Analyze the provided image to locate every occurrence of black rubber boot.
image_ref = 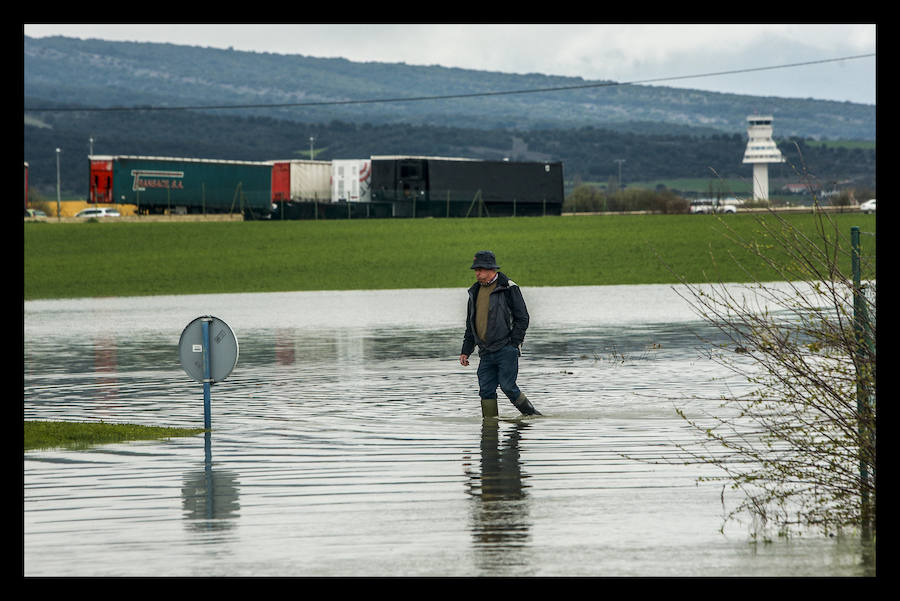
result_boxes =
[513,394,542,416]
[481,397,499,418]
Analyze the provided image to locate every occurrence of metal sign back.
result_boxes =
[178,316,239,383]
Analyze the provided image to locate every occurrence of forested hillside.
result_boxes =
[24,35,874,139]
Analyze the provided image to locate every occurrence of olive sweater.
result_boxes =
[474,279,498,341]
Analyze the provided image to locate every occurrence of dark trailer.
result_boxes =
[370,156,563,218]
[89,155,274,218]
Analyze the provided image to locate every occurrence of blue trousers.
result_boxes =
[477,345,522,402]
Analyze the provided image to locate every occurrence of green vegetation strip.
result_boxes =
[24,213,875,300]
[24,421,206,451]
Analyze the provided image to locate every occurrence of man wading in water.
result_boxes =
[460,250,542,418]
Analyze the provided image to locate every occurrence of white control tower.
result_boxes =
[742,115,785,201]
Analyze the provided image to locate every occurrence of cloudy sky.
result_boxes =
[23,24,877,105]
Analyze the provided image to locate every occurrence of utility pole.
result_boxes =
[55,148,61,221]
[614,159,625,190]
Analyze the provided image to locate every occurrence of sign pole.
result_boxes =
[202,317,212,431]
[179,315,238,434]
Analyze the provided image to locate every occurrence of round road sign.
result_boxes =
[178,316,239,383]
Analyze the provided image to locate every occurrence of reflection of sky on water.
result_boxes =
[24,285,873,576]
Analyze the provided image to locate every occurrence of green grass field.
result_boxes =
[24,420,205,451]
[24,213,876,300]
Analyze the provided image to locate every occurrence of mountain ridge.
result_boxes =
[24,35,874,140]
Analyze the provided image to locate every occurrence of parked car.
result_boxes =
[690,200,737,214]
[860,199,876,214]
[25,208,47,218]
[75,207,121,218]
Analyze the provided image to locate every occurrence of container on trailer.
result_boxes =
[370,155,563,216]
[332,159,372,203]
[286,160,331,202]
[89,158,114,204]
[271,162,291,202]
[88,155,272,215]
[370,156,442,203]
[436,159,563,205]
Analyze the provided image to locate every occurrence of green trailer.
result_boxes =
[89,155,273,217]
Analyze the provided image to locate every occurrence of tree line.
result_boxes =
[24,105,876,200]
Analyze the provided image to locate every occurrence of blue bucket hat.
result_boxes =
[470,250,500,270]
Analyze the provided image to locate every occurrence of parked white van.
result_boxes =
[689,199,737,214]
[75,207,121,218]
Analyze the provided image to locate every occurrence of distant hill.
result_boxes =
[23,35,876,198]
[24,35,874,139]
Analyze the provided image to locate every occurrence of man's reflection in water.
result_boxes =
[464,420,533,573]
[181,433,240,539]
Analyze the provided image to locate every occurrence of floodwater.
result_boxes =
[24,285,875,577]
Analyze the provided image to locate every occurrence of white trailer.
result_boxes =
[332,159,372,203]
[271,160,331,203]
[290,160,331,202]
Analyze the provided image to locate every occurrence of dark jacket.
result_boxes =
[461,272,530,356]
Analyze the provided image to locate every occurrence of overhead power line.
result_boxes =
[24,53,875,113]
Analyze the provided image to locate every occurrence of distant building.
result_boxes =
[742,115,785,201]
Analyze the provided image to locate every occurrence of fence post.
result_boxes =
[851,226,874,533]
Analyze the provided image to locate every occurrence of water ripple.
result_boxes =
[24,287,872,576]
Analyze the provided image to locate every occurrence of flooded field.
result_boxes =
[23,285,875,576]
